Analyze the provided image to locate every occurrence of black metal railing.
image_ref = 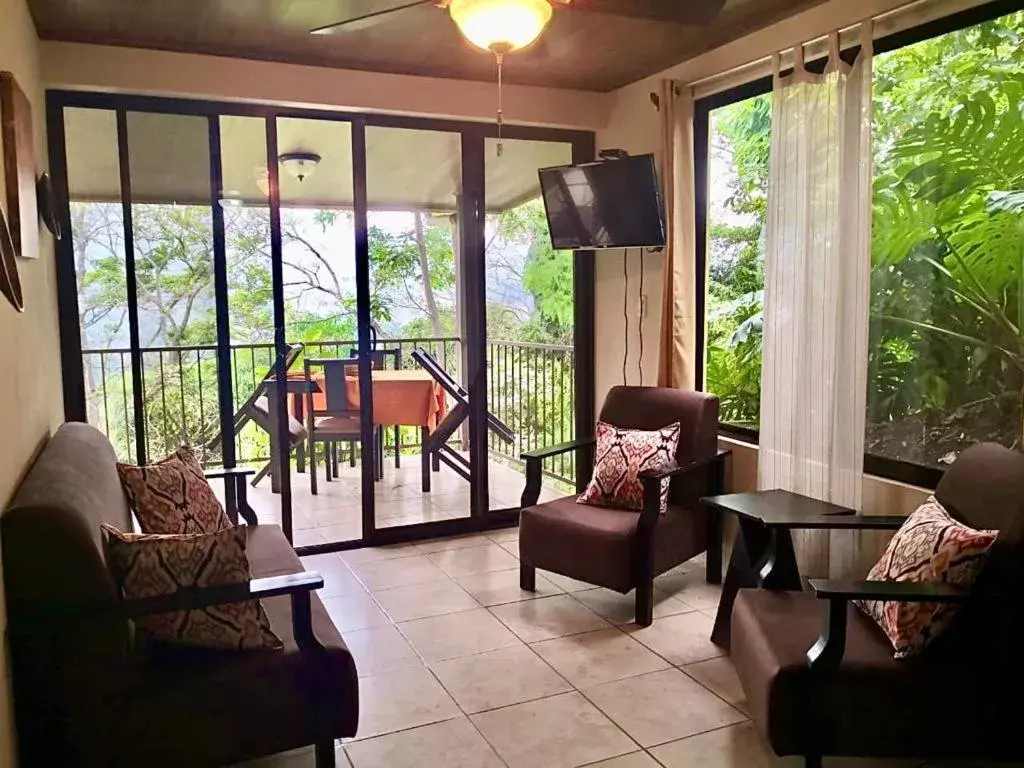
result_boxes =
[81,336,575,485]
[487,340,575,486]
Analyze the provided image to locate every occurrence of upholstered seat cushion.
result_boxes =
[78,524,359,767]
[730,588,1005,760]
[315,415,363,434]
[520,497,707,593]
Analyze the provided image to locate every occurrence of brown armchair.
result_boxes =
[518,386,729,626]
[729,442,1024,767]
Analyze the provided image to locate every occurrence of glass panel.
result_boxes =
[65,107,136,461]
[366,125,463,527]
[125,112,220,463]
[703,93,771,430]
[276,117,360,545]
[485,138,574,511]
[218,115,283,526]
[867,10,1024,468]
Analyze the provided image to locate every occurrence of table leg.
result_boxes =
[710,518,771,649]
[758,528,802,590]
[705,505,723,585]
[421,426,432,493]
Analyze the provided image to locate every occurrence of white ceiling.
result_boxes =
[64,108,573,212]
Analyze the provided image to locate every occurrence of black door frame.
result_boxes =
[46,89,596,554]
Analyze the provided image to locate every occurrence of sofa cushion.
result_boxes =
[103,524,282,651]
[117,447,231,534]
[730,588,1003,760]
[855,497,996,658]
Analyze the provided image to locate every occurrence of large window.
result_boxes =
[867,8,1024,474]
[698,5,1024,482]
[701,89,771,432]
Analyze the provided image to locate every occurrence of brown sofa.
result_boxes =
[519,386,728,626]
[2,423,357,767]
[730,442,1024,767]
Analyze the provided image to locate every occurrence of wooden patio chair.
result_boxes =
[305,357,381,494]
[349,346,402,471]
[204,342,306,487]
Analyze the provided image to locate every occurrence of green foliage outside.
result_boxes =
[75,191,576,483]
[706,10,1024,466]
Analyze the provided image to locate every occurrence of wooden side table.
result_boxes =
[702,490,906,649]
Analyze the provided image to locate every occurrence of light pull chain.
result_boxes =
[495,51,504,158]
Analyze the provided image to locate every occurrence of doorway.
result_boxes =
[50,92,594,554]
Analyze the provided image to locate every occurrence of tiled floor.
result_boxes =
[233,530,924,768]
[236,454,560,547]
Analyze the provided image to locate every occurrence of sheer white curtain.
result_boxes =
[758,27,873,574]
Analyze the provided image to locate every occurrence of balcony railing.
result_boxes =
[80,336,576,486]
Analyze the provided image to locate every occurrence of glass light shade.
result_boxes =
[449,0,552,52]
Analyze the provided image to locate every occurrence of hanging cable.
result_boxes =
[495,52,505,158]
[622,248,629,385]
[638,249,645,385]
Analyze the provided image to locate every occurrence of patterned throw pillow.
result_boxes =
[577,421,681,514]
[855,496,997,658]
[117,447,231,535]
[102,524,282,651]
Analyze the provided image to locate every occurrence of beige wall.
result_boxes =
[41,42,610,131]
[0,1,65,764]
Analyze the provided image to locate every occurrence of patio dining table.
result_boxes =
[275,369,447,489]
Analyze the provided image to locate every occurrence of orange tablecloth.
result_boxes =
[286,370,447,431]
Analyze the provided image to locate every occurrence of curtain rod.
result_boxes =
[670,0,986,99]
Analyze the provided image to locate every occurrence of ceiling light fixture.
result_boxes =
[278,152,322,182]
[448,0,553,157]
[448,0,552,52]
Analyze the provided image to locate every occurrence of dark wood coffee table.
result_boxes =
[702,489,906,649]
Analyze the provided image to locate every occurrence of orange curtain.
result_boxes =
[656,79,698,390]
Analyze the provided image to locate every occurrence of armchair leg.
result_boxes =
[520,562,536,592]
[804,757,822,768]
[315,740,336,768]
[635,580,654,627]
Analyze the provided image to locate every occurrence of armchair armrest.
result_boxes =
[119,571,324,619]
[204,466,257,480]
[805,578,986,671]
[204,466,259,526]
[521,438,596,463]
[521,438,597,508]
[638,449,732,485]
[10,571,323,622]
[809,578,973,604]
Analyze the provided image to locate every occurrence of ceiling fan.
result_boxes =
[310,0,729,51]
[311,0,727,156]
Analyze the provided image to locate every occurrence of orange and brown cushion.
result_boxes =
[855,496,997,658]
[577,421,681,514]
[102,524,282,651]
[117,447,231,535]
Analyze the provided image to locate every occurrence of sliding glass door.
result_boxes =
[483,137,576,514]
[52,92,594,553]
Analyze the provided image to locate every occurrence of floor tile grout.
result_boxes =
[313,541,751,767]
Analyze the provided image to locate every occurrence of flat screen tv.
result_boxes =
[538,154,666,250]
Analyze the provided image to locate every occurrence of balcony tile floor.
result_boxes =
[232,529,928,768]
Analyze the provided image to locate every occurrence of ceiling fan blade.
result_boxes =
[310,0,436,34]
[566,0,728,25]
